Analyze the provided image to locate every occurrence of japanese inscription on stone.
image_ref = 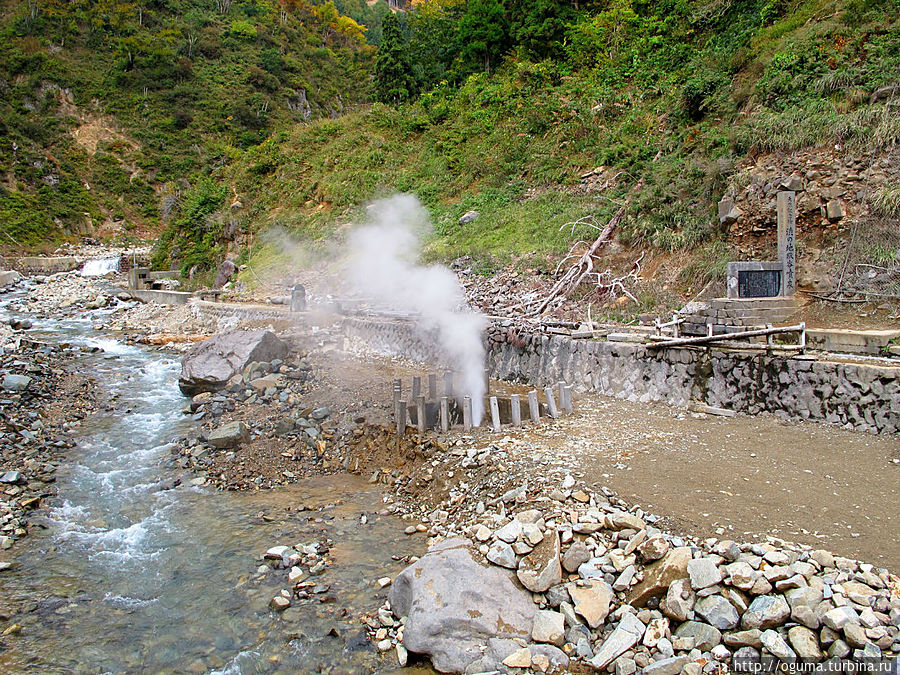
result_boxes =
[777,191,796,296]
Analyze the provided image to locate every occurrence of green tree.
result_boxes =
[508,0,574,60]
[457,0,508,74]
[408,0,465,89]
[375,12,418,103]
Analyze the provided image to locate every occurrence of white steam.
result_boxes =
[347,195,487,423]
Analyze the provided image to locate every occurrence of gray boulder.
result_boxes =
[179,330,289,396]
[389,538,536,674]
[0,270,22,287]
[208,421,251,448]
[212,260,238,290]
[2,374,32,392]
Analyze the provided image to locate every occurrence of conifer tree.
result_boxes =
[375,12,418,104]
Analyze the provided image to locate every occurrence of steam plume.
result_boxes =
[346,195,487,423]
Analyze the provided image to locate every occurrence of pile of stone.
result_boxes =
[0,340,84,553]
[9,272,117,316]
[260,540,333,612]
[375,452,900,673]
[174,352,336,489]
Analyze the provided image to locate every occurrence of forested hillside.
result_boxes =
[1,0,898,295]
[0,0,376,247]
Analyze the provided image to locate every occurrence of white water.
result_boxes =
[80,257,121,276]
[0,296,425,674]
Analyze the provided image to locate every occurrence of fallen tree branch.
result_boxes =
[530,178,644,316]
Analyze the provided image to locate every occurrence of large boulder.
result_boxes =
[0,270,22,288]
[388,538,536,674]
[179,330,288,396]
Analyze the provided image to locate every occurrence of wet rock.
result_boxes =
[179,330,289,396]
[589,612,646,669]
[517,531,562,593]
[0,471,24,484]
[389,538,535,673]
[208,421,250,449]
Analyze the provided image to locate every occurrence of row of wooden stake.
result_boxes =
[392,375,573,436]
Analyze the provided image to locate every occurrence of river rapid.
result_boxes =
[0,296,422,674]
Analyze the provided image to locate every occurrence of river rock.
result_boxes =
[2,374,32,392]
[179,330,289,396]
[589,612,646,669]
[760,629,796,660]
[0,471,24,484]
[532,610,565,646]
[674,621,722,651]
[569,579,614,628]
[208,421,250,448]
[742,595,790,630]
[695,594,740,630]
[517,531,562,593]
[787,626,824,661]
[724,629,763,649]
[389,538,535,674]
[643,655,689,675]
[661,577,695,622]
[628,547,692,606]
[0,270,22,287]
[563,540,591,572]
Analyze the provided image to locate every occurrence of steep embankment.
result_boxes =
[212,0,898,309]
[0,0,373,249]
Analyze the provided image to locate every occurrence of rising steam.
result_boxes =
[346,195,487,423]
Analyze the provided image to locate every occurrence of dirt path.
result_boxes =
[499,392,900,569]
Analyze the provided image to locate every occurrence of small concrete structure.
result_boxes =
[14,257,79,274]
[130,289,193,305]
[130,267,183,290]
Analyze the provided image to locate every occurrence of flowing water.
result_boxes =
[0,297,424,674]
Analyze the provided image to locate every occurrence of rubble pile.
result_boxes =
[367,436,900,674]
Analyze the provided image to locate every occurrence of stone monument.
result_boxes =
[726,189,797,299]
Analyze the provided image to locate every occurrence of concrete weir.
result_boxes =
[341,316,900,435]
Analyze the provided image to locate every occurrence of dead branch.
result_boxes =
[530,178,644,316]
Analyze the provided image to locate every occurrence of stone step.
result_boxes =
[806,328,900,356]
[709,297,802,310]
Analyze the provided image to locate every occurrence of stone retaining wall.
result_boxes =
[341,316,899,434]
